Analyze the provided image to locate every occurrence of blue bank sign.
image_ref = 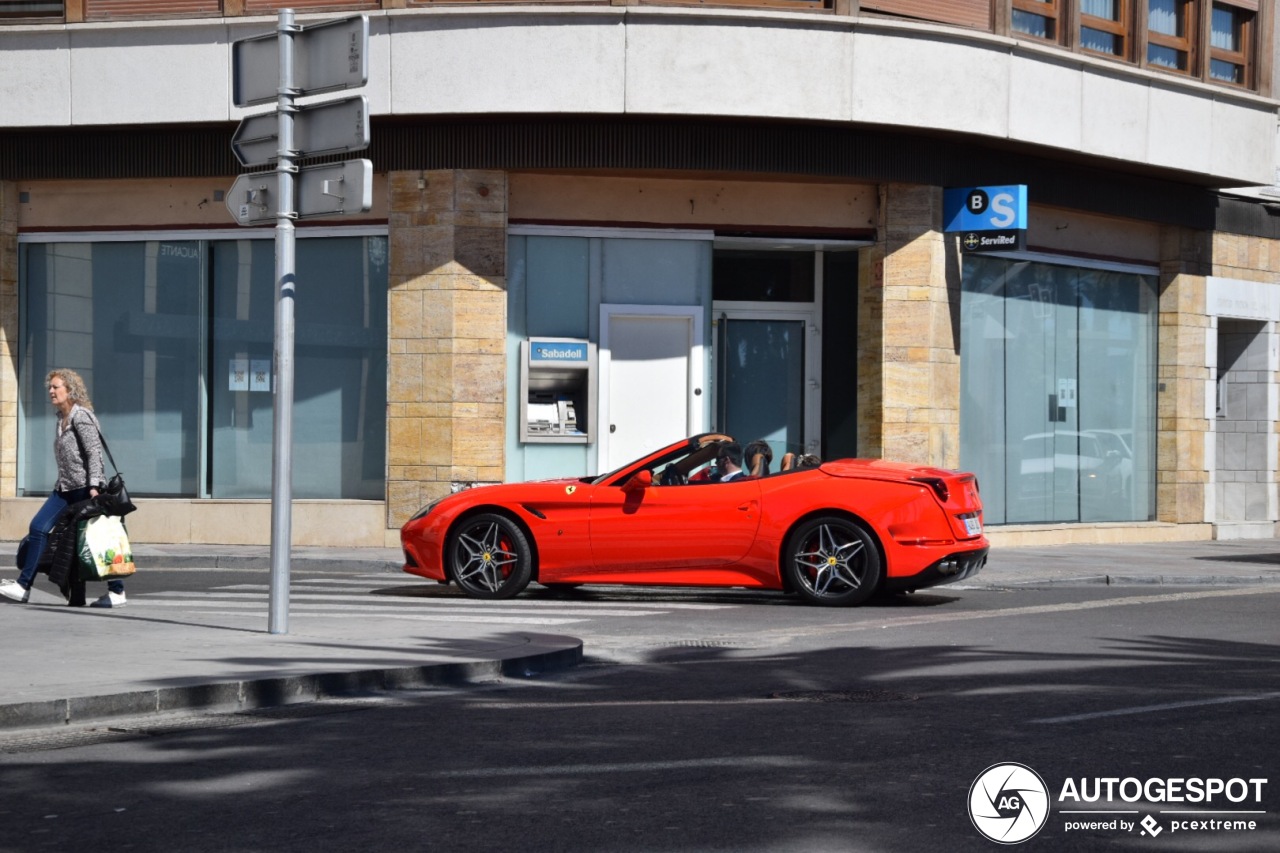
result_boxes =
[529,340,589,364]
[943,185,1028,253]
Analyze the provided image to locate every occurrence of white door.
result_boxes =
[599,305,705,471]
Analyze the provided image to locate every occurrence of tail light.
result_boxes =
[910,476,950,502]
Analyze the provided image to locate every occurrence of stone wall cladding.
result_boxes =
[386,170,508,529]
[867,183,960,468]
[1156,229,1212,524]
[0,182,16,497]
[1156,228,1280,529]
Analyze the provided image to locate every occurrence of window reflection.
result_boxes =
[19,235,387,499]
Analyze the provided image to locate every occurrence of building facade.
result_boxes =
[2,1,1278,549]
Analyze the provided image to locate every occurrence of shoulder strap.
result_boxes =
[69,408,121,476]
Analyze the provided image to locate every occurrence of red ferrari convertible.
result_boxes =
[401,433,988,606]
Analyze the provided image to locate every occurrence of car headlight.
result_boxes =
[408,497,445,522]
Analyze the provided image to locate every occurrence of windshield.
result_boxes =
[590,434,734,486]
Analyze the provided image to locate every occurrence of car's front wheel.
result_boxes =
[783,516,881,606]
[447,513,533,599]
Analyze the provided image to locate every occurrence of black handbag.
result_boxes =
[71,414,137,517]
[99,470,136,517]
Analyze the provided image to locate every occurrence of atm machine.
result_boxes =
[519,337,596,443]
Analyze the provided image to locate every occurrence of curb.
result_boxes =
[969,574,1280,587]
[0,637,583,733]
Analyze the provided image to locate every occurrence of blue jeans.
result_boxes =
[19,489,125,595]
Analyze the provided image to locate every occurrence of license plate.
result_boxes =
[963,515,982,536]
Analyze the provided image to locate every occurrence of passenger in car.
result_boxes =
[714,442,746,482]
[781,452,821,471]
[744,440,772,477]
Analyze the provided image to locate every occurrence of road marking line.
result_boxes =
[1032,691,1280,724]
[173,610,585,625]
[868,586,1280,631]
[431,755,806,778]
[131,598,668,617]
[205,585,733,609]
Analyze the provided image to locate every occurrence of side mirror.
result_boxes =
[622,469,653,493]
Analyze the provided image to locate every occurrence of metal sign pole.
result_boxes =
[229,9,369,633]
[269,7,299,635]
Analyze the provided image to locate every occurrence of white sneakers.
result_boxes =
[90,591,127,608]
[0,579,31,604]
[0,580,125,608]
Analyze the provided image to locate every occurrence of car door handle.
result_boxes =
[738,501,757,515]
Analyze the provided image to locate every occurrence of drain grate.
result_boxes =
[662,640,744,648]
[767,689,919,703]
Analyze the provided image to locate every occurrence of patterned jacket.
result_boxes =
[54,404,106,492]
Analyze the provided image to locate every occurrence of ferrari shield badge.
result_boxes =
[565,485,577,495]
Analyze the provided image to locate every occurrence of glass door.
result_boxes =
[713,308,819,467]
[960,256,1157,524]
[1005,263,1082,522]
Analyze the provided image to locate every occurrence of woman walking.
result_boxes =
[0,369,126,607]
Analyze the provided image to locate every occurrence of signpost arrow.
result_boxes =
[232,14,369,107]
[296,158,373,218]
[226,159,372,225]
[226,170,276,226]
[231,95,370,168]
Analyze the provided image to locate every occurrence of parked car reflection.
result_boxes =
[1018,430,1132,506]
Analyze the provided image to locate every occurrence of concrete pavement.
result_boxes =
[1,537,1278,733]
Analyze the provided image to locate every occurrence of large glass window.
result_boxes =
[19,233,387,500]
[960,256,1157,525]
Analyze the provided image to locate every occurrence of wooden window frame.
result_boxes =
[1145,0,1198,74]
[1080,0,1133,58]
[1206,1,1255,86]
[1012,0,1064,41]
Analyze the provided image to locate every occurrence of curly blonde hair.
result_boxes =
[47,368,93,411]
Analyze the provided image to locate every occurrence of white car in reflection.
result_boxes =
[1018,430,1133,504]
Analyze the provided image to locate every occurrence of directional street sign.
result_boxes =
[228,11,372,634]
[232,14,369,107]
[231,95,370,168]
[226,159,373,226]
[296,158,372,219]
[225,171,275,226]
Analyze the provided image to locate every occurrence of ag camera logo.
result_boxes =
[969,763,1051,844]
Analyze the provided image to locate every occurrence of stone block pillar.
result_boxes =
[1156,227,1212,524]
[0,181,18,498]
[386,170,508,528]
[860,183,960,467]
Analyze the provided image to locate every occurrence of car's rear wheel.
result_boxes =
[447,513,533,600]
[783,516,881,606]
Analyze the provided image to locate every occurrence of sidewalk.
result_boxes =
[1,537,1277,733]
[0,541,581,733]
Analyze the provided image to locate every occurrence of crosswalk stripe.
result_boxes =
[177,609,586,626]
[135,597,669,618]
[204,586,732,610]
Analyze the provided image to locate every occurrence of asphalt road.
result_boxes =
[1,574,1277,852]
